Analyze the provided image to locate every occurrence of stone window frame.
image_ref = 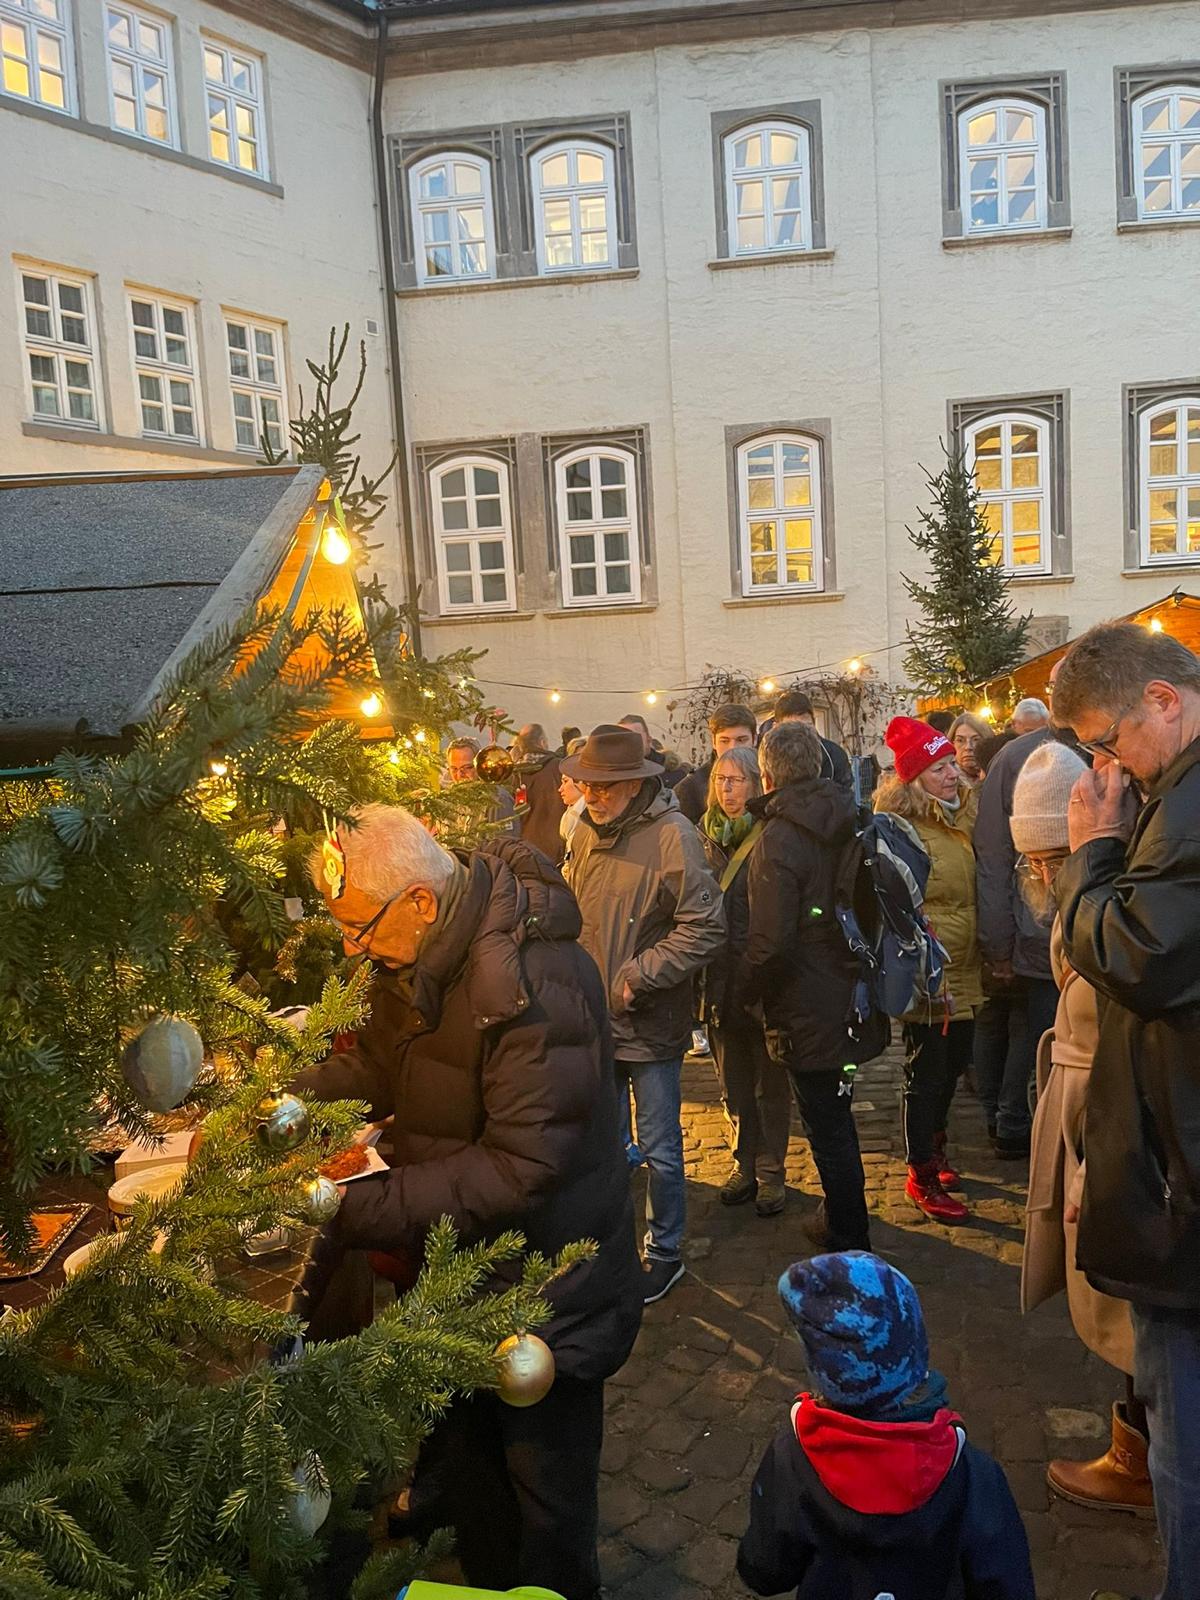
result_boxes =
[414,436,521,616]
[1123,378,1200,570]
[541,426,655,609]
[940,74,1069,240]
[392,114,636,289]
[724,418,836,598]
[711,100,827,258]
[1115,66,1200,225]
[948,391,1071,578]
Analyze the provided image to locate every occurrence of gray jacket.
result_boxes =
[975,727,1053,978]
[564,782,725,1062]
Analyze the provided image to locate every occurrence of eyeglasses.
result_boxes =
[1078,700,1139,759]
[577,779,618,795]
[338,891,407,953]
[715,774,751,786]
[1019,853,1068,882]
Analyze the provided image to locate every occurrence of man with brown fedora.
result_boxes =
[563,724,725,1304]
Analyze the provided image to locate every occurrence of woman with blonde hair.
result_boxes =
[875,717,982,1224]
[949,711,990,788]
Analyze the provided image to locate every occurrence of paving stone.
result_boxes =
[629,1453,693,1494]
[598,1537,645,1587]
[671,1531,738,1586]
[639,1412,708,1456]
[1045,1406,1108,1440]
[599,1478,647,1533]
[624,1513,694,1557]
[686,1425,755,1480]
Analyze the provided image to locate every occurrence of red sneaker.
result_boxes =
[906,1162,969,1224]
[933,1131,961,1190]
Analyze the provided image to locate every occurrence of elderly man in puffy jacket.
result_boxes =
[563,724,725,1305]
[296,803,641,1600]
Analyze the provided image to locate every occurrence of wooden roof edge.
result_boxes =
[0,464,303,491]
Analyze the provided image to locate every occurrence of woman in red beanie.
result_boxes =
[874,717,982,1223]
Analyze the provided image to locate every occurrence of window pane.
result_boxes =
[578,195,607,232]
[232,391,253,419]
[137,19,163,57]
[750,554,778,586]
[572,567,598,598]
[1149,522,1177,556]
[970,192,999,227]
[599,457,625,486]
[540,152,569,188]
[421,163,448,199]
[452,161,482,196]
[747,477,774,510]
[478,541,505,571]
[1149,489,1178,529]
[543,199,572,234]
[580,232,610,265]
[1012,499,1041,533]
[447,575,473,605]
[745,446,774,474]
[733,133,761,168]
[1141,96,1171,133]
[440,468,466,498]
[1006,108,1035,142]
[783,474,811,507]
[1008,187,1036,223]
[440,497,469,531]
[67,391,94,421]
[606,565,632,595]
[772,175,803,211]
[1010,451,1040,489]
[204,46,223,81]
[600,488,626,518]
[480,572,507,603]
[1007,154,1036,188]
[235,103,254,136]
[23,274,49,306]
[785,554,812,585]
[443,544,470,573]
[1010,423,1039,454]
[564,460,591,489]
[473,467,500,496]
[29,352,57,382]
[737,215,765,250]
[1011,534,1042,566]
[969,156,999,191]
[230,55,252,91]
[456,207,485,241]
[604,530,629,563]
[107,10,132,49]
[475,497,503,528]
[569,534,594,565]
[134,330,156,358]
[967,110,998,145]
[260,396,280,424]
[736,179,763,216]
[1143,178,1173,213]
[1142,144,1172,180]
[769,131,799,164]
[784,518,812,551]
[749,519,776,553]
[576,149,605,184]
[1181,97,1200,130]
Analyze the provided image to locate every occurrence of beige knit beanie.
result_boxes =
[1010,741,1087,854]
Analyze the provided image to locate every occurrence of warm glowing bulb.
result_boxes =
[321,526,352,566]
[458,676,469,689]
[549,689,562,704]
[977,703,995,722]
[759,678,776,696]
[360,693,383,718]
[847,658,862,675]
[421,687,435,699]
[387,749,401,766]
[1150,617,1164,633]
[209,760,228,778]
[645,691,658,706]
[414,728,427,743]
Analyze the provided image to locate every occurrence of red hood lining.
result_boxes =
[793,1393,965,1516]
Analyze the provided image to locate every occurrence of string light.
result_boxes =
[414,728,427,743]
[645,691,658,706]
[1150,617,1164,633]
[360,693,383,718]
[847,659,862,675]
[321,526,352,566]
[759,678,776,696]
[549,689,562,704]
[976,704,995,721]
[387,750,400,766]
[209,760,228,778]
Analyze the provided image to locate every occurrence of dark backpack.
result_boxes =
[833,811,949,1025]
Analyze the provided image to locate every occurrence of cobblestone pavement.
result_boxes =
[599,1043,1163,1600]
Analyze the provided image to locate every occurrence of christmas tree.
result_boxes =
[0,599,582,1599]
[901,445,1031,702]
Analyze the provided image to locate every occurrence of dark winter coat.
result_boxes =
[742,780,888,1072]
[514,750,566,865]
[738,1397,1034,1600]
[975,728,1054,978]
[698,823,760,1025]
[1056,735,1200,1309]
[295,837,642,1379]
[674,757,712,824]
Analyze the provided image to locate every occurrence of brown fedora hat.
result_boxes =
[560,724,662,783]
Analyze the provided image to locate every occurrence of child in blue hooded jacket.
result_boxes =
[738,1252,1034,1600]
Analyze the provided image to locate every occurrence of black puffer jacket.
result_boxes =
[1056,737,1200,1309]
[296,837,642,1378]
[742,780,888,1073]
[698,824,759,1025]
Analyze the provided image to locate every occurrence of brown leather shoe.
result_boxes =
[1047,1402,1153,1513]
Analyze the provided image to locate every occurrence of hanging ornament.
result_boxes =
[320,811,346,901]
[494,1331,555,1408]
[255,1089,311,1153]
[289,1451,331,1537]
[297,1174,341,1224]
[121,1015,204,1113]
[474,744,514,783]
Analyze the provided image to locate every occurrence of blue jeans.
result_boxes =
[617,1057,684,1263]
[1133,1303,1200,1600]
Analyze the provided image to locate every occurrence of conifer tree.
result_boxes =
[902,446,1031,701]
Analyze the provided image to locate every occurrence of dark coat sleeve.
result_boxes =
[737,1429,817,1596]
[974,757,1017,967]
[674,768,708,825]
[743,821,804,1003]
[958,1447,1036,1600]
[823,738,853,793]
[291,1026,395,1121]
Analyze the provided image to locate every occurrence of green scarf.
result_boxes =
[702,806,757,851]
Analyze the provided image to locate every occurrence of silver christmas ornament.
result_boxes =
[254,1089,311,1153]
[298,1174,341,1224]
[289,1451,331,1537]
[121,1015,204,1112]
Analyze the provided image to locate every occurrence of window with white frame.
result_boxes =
[555,447,639,604]
[128,291,200,441]
[958,97,1047,233]
[18,265,100,427]
[431,457,516,612]
[724,121,812,255]
[1,0,72,112]
[203,39,265,176]
[1140,399,1200,563]
[737,435,823,595]
[1133,86,1200,220]
[225,315,286,454]
[964,412,1051,572]
[105,2,175,146]
[409,151,496,285]
[531,139,616,274]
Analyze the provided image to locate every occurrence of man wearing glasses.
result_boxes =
[295,803,640,1600]
[1052,622,1200,1600]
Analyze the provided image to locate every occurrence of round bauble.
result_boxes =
[297,1174,341,1224]
[474,744,514,783]
[121,1015,204,1113]
[494,1331,555,1408]
[254,1090,311,1153]
[289,1451,331,1537]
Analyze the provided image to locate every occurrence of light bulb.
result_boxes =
[977,704,995,721]
[360,693,383,718]
[422,687,435,698]
[549,690,562,704]
[759,678,776,696]
[321,526,352,566]
[847,659,862,675]
[1150,617,1164,633]
[645,691,658,706]
[209,760,228,778]
[387,750,400,766]
[414,728,427,743]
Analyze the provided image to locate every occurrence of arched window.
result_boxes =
[409,151,496,285]
[964,412,1051,572]
[1140,399,1200,563]
[431,455,515,612]
[724,121,813,255]
[1132,86,1200,220]
[554,446,639,605]
[958,97,1047,233]
[737,434,823,595]
[531,139,616,274]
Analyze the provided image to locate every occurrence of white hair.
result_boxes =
[1012,697,1050,729]
[314,803,456,901]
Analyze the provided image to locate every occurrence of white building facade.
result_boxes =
[5,0,1200,735]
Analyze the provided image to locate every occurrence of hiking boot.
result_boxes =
[642,1259,685,1304]
[933,1130,961,1190]
[719,1170,757,1207]
[906,1161,969,1224]
[801,1201,869,1254]
[1048,1403,1153,1513]
[755,1181,786,1217]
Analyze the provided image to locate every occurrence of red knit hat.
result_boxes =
[885,716,955,784]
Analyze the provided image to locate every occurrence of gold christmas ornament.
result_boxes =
[474,744,514,783]
[254,1089,311,1153]
[121,1015,204,1112]
[298,1174,341,1224]
[494,1331,555,1408]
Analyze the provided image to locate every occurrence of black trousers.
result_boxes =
[902,1019,975,1166]
[786,1067,871,1250]
[431,1372,606,1600]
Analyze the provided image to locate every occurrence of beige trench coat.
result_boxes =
[1020,922,1135,1374]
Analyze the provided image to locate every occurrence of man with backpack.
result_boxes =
[743,722,889,1251]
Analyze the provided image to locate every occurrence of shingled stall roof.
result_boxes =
[0,464,387,760]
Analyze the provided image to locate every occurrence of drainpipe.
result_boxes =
[370,3,422,653]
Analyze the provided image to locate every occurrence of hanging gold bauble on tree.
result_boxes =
[494,1330,555,1408]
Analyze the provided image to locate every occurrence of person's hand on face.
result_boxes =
[1067,762,1138,853]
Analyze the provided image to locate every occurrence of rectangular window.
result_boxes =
[203,39,265,177]
[106,1,176,146]
[18,264,101,428]
[553,447,641,605]
[1,0,72,113]
[940,75,1068,241]
[736,434,825,595]
[127,290,200,441]
[225,314,286,453]
[950,392,1069,576]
